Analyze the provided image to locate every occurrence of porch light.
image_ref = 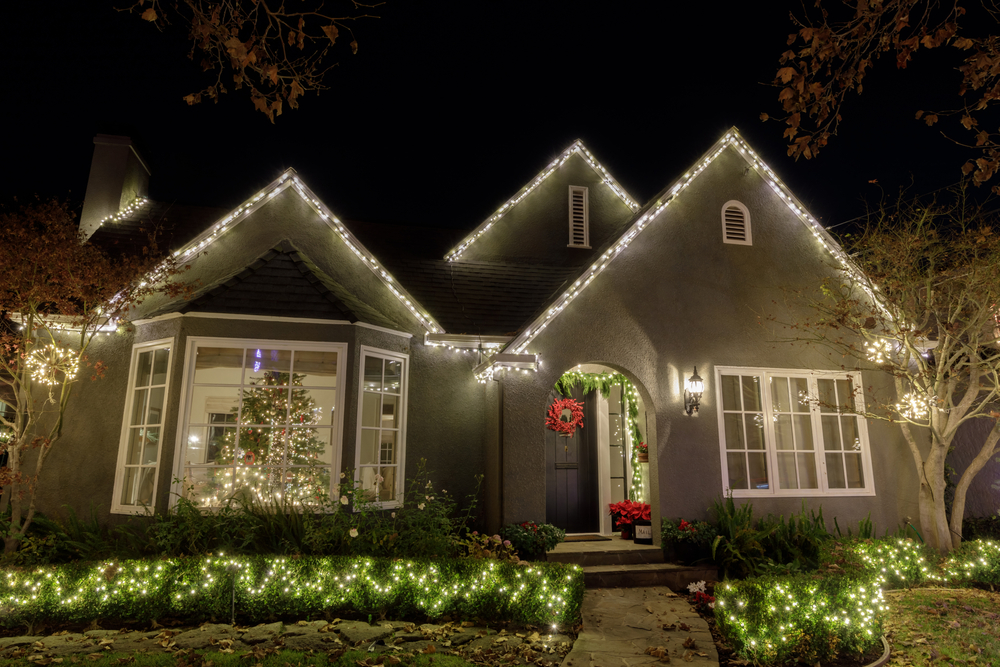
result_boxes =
[684,367,704,415]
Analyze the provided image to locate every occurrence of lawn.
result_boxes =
[885,588,1000,666]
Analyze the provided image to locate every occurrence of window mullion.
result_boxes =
[760,372,779,495]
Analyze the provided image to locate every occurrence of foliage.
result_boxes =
[942,538,1000,585]
[455,531,520,562]
[70,649,476,667]
[715,572,885,665]
[608,500,650,530]
[710,496,772,579]
[499,522,565,561]
[662,519,718,549]
[961,514,1000,542]
[554,370,645,500]
[0,198,185,554]
[768,188,1000,552]
[0,553,584,629]
[122,0,381,122]
[766,0,1000,191]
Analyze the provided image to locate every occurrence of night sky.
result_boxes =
[4,2,973,232]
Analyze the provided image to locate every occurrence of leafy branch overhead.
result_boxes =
[765,0,1000,191]
[123,0,382,122]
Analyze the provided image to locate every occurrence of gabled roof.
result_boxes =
[99,170,445,334]
[443,140,640,262]
[494,127,861,361]
[157,242,402,329]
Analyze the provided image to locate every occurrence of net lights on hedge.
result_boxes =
[506,128,868,358]
[445,140,639,262]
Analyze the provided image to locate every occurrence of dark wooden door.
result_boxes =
[545,388,599,533]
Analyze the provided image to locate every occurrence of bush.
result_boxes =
[661,519,717,564]
[499,522,565,560]
[962,515,1000,542]
[943,539,1000,586]
[714,573,885,666]
[0,553,584,629]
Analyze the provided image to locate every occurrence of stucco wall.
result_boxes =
[498,146,920,538]
[457,152,636,266]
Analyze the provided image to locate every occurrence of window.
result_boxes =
[173,338,346,508]
[355,346,408,507]
[113,340,172,513]
[722,200,751,245]
[715,367,874,497]
[568,186,590,248]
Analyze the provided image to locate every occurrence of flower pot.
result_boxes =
[620,528,632,539]
[637,452,648,462]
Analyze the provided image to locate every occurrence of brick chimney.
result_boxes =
[79,135,151,240]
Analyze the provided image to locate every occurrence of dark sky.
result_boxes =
[3,2,974,232]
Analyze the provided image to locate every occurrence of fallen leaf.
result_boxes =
[682,637,697,649]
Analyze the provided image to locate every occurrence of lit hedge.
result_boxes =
[0,555,584,629]
[942,539,1000,586]
[714,538,930,665]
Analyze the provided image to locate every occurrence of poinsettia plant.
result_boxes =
[635,441,648,454]
[608,500,651,528]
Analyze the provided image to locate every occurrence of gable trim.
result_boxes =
[131,311,414,339]
[136,170,443,335]
[496,127,865,360]
[444,140,639,262]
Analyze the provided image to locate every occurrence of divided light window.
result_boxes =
[722,200,752,245]
[173,338,346,509]
[112,340,172,514]
[355,346,408,508]
[568,186,590,248]
[715,367,874,497]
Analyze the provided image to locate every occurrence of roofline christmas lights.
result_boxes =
[444,140,640,262]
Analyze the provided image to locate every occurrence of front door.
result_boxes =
[545,388,599,533]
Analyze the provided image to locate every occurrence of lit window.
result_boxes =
[716,367,874,497]
[174,338,346,508]
[112,340,172,514]
[355,346,408,507]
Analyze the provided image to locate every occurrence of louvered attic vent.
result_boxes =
[568,186,590,248]
[722,201,752,245]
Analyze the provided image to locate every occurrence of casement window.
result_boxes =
[355,346,408,508]
[173,338,347,508]
[715,367,875,497]
[112,339,173,514]
[568,186,590,248]
[722,200,752,245]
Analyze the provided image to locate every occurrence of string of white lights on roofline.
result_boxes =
[470,129,873,379]
[444,140,641,262]
[104,171,442,335]
[97,197,149,226]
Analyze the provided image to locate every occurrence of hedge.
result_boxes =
[0,554,584,629]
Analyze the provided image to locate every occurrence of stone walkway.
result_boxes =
[562,587,719,667]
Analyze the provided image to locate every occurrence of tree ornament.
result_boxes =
[546,398,584,436]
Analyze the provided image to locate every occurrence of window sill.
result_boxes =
[729,489,876,499]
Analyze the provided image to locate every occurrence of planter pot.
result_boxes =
[637,452,649,462]
[617,524,633,539]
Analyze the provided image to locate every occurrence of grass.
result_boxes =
[0,648,476,667]
[886,588,1000,665]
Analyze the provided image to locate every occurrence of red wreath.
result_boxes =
[546,398,584,436]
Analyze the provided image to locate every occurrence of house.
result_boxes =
[36,129,922,542]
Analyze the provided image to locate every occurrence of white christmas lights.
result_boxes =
[445,140,639,262]
[98,197,150,226]
[26,344,80,385]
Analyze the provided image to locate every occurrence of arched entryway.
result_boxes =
[545,364,653,535]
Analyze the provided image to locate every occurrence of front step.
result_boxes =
[547,540,663,567]
[582,562,719,590]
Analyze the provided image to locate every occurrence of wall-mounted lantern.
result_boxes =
[684,367,704,415]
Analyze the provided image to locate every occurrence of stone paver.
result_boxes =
[561,587,719,667]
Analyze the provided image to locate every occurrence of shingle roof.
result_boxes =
[89,201,226,255]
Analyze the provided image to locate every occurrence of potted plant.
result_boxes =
[609,500,651,539]
[661,518,718,564]
[635,441,649,462]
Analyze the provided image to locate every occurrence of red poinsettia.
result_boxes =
[608,500,651,527]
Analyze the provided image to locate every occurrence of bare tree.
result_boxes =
[766,0,1000,191]
[0,199,186,553]
[773,188,1000,552]
[122,0,383,122]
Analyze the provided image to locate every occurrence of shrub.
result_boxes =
[661,519,717,564]
[962,515,1000,542]
[831,538,935,589]
[942,539,1000,586]
[0,554,584,629]
[456,532,520,562]
[714,573,885,666]
[499,522,565,560]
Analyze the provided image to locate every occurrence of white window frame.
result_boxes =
[111,338,174,515]
[722,200,752,246]
[170,336,348,509]
[354,346,409,509]
[715,366,876,498]
[568,185,591,248]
